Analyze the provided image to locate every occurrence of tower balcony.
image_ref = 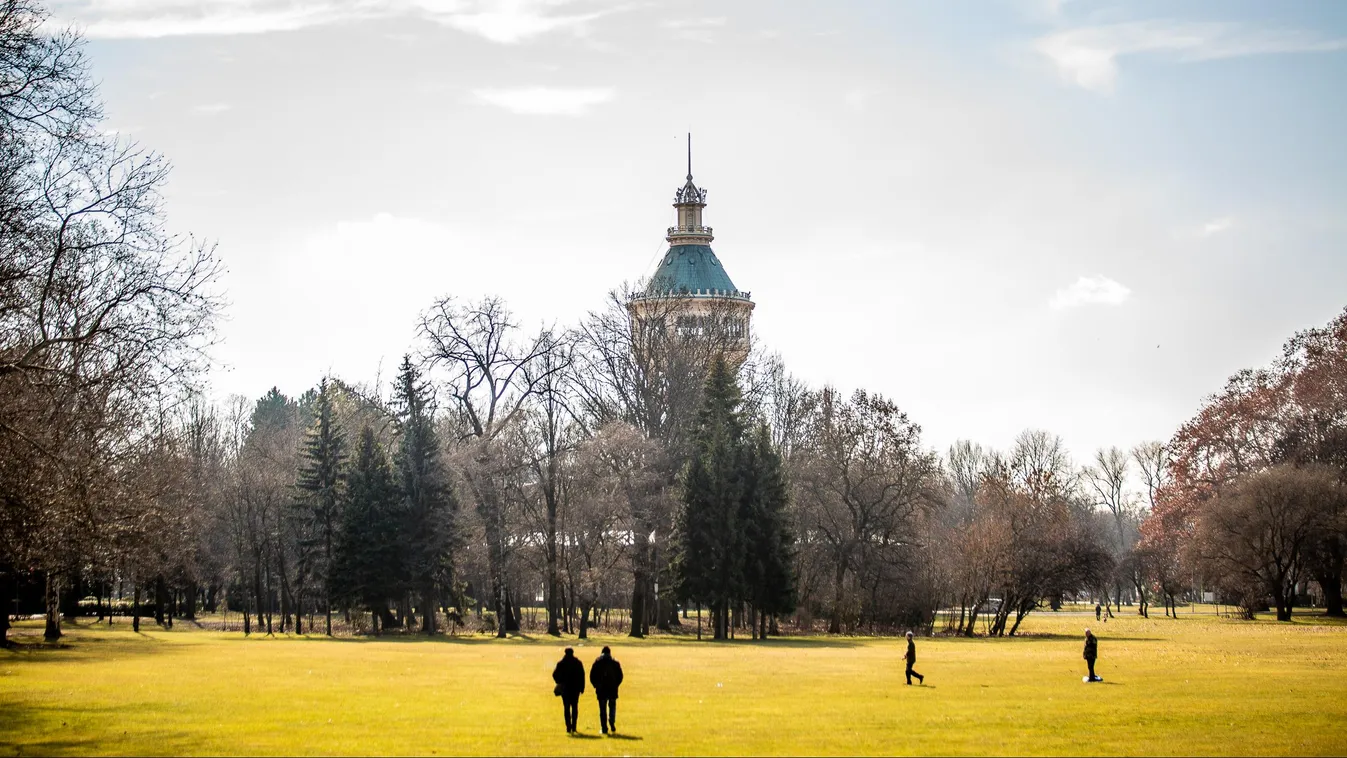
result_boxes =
[666,224,713,237]
[629,286,752,303]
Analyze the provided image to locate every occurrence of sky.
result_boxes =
[46,0,1347,463]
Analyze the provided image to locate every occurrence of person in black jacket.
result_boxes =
[589,646,624,735]
[552,647,586,733]
[904,631,924,685]
[1083,629,1101,682]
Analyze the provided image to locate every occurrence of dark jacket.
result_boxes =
[590,653,624,699]
[553,654,585,698]
[1083,635,1097,661]
[905,639,917,664]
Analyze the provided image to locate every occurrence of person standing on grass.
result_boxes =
[589,646,624,735]
[1083,629,1101,682]
[904,631,924,685]
[553,647,586,733]
[1095,603,1102,621]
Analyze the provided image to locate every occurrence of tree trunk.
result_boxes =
[579,605,590,639]
[132,582,142,633]
[1316,571,1344,617]
[153,575,167,627]
[629,575,647,638]
[421,584,437,635]
[183,582,198,620]
[964,600,981,638]
[828,562,847,634]
[0,571,11,646]
[43,572,61,641]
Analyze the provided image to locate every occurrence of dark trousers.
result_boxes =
[562,694,579,732]
[1087,658,1097,679]
[906,661,922,684]
[597,697,616,732]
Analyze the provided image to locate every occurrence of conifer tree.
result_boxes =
[296,377,346,636]
[393,355,458,634]
[331,426,404,634]
[677,357,748,639]
[746,423,797,635]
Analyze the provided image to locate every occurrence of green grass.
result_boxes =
[2,610,1345,756]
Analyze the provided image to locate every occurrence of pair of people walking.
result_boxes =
[552,646,624,735]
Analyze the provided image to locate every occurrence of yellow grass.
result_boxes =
[2,609,1345,756]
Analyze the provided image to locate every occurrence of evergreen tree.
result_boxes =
[331,426,404,634]
[746,423,797,634]
[296,377,346,636]
[393,356,458,635]
[676,357,748,639]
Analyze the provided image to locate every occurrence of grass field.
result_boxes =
[2,610,1345,756]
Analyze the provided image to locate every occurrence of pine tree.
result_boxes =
[297,377,346,636]
[677,357,748,640]
[746,423,797,636]
[393,356,458,635]
[331,426,404,634]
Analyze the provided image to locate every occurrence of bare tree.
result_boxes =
[419,295,569,637]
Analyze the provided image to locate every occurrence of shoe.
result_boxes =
[919,676,925,684]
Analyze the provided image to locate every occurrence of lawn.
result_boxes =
[1,610,1344,756]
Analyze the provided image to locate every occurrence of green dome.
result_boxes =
[646,245,742,296]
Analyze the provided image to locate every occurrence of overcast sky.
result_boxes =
[49,0,1347,462]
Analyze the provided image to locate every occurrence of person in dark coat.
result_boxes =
[1083,629,1101,682]
[552,647,586,733]
[904,631,924,685]
[589,646,624,735]
[1095,603,1102,621]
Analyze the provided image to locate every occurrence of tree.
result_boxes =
[676,357,747,640]
[0,0,221,642]
[331,426,404,633]
[420,295,566,637]
[742,423,796,638]
[393,356,458,635]
[1083,446,1140,615]
[296,378,346,636]
[1195,464,1342,621]
[795,388,938,634]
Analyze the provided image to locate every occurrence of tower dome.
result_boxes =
[629,135,754,365]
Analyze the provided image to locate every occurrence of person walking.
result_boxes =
[1083,629,1101,682]
[552,647,586,733]
[589,646,625,735]
[904,631,924,685]
[1095,603,1102,621]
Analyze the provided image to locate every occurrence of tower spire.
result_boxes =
[687,132,692,180]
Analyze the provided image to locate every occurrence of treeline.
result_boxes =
[1142,307,1347,621]
[4,0,1343,647]
[0,0,223,643]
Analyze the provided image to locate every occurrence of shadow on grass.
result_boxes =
[0,700,196,756]
[1,624,172,665]
[607,733,643,741]
[320,632,871,649]
[941,632,1165,643]
[568,733,603,740]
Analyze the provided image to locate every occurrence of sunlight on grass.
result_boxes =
[2,611,1344,756]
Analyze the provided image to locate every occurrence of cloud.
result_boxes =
[192,103,232,115]
[1198,216,1234,237]
[662,16,725,43]
[48,0,623,43]
[1049,275,1132,310]
[1034,21,1347,92]
[472,86,614,116]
